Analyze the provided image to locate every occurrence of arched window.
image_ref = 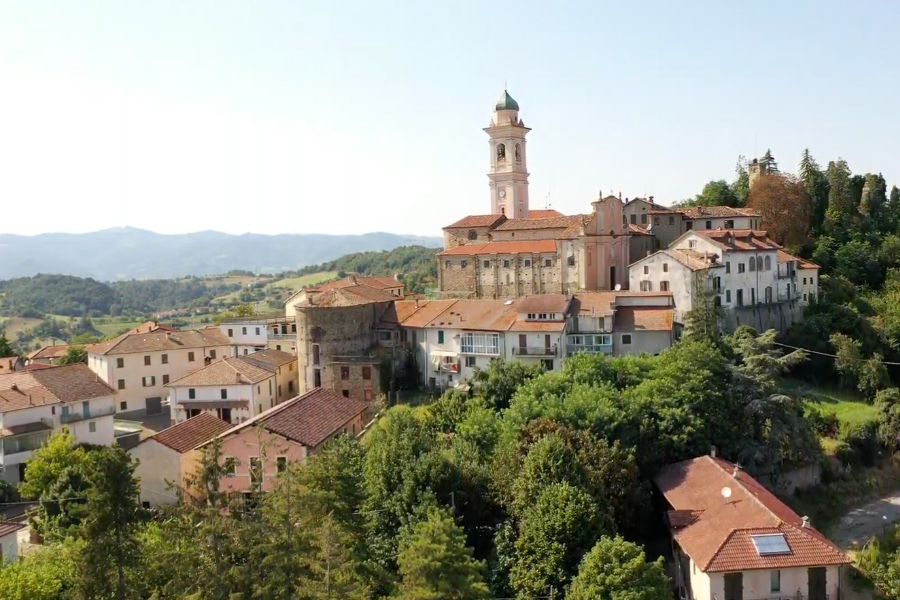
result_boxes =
[515,143,521,162]
[764,255,772,271]
[749,257,756,271]
[467,230,477,241]
[497,143,506,162]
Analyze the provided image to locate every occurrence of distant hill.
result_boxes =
[0,227,442,281]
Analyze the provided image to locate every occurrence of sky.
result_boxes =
[1,1,899,238]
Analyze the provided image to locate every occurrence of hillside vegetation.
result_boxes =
[291,244,439,293]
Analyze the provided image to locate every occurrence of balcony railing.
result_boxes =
[566,343,613,355]
[512,345,558,357]
[2,431,52,456]
[268,333,295,341]
[60,404,116,425]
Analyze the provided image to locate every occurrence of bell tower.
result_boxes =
[485,89,531,218]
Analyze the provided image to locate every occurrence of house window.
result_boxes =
[460,260,468,268]
[445,260,451,269]
[669,216,675,226]
[663,263,668,273]
[438,331,444,344]
[567,255,575,267]
[223,457,236,477]
[541,359,554,371]
[228,329,234,337]
[144,356,151,366]
[726,290,732,303]
[89,422,96,433]
[621,334,632,345]
[465,356,476,368]
[726,262,731,274]
[804,293,808,301]
[142,376,156,387]
[209,350,216,360]
[764,256,772,271]
[749,257,756,271]
[803,277,807,285]
[341,366,350,380]
[738,263,746,274]
[641,213,648,224]
[483,260,490,268]
[256,327,260,335]
[460,333,500,355]
[242,327,247,335]
[362,366,371,380]
[688,240,697,249]
[503,260,510,268]
[660,281,670,292]
[364,389,373,401]
[643,265,649,275]
[544,258,552,268]
[276,456,287,473]
[189,388,196,400]
[724,219,734,228]
[654,217,660,226]
[685,222,693,230]
[116,358,124,368]
[737,289,744,306]
[342,390,350,398]
[188,351,195,362]
[161,354,168,365]
[467,229,477,240]
[640,281,652,292]
[117,379,125,390]
[524,259,531,267]
[770,570,781,592]
[162,374,169,385]
[278,385,282,396]
[630,214,637,224]
[120,401,127,411]
[705,220,712,229]
[220,389,227,400]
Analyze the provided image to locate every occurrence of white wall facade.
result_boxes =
[168,376,275,425]
[800,267,819,305]
[0,529,19,564]
[504,329,564,371]
[131,439,182,507]
[629,253,708,323]
[220,322,268,355]
[684,215,759,232]
[690,564,841,600]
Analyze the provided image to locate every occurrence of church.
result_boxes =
[437,90,648,299]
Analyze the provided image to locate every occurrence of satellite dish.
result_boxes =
[721,486,732,499]
[614,284,622,291]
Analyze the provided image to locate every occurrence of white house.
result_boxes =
[0,521,25,563]
[778,251,820,306]
[0,365,117,485]
[88,327,232,419]
[567,292,676,357]
[219,320,269,356]
[657,455,850,600]
[166,357,277,425]
[130,412,231,507]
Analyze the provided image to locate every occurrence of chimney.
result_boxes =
[710,446,716,458]
[235,372,241,384]
[801,516,810,528]
[733,464,741,479]
[649,195,654,204]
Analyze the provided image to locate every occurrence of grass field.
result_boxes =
[267,271,338,292]
[782,378,879,426]
[94,319,144,338]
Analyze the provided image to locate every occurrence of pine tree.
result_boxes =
[305,513,369,600]
[732,155,750,206]
[682,272,725,342]
[395,507,489,600]
[889,186,900,233]
[760,148,778,172]
[824,158,855,237]
[799,149,829,232]
[859,173,887,227]
[0,335,16,358]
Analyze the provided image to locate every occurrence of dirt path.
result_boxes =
[830,493,900,550]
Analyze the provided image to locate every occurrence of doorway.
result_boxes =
[609,266,617,289]
[145,397,162,415]
[807,567,826,600]
[723,573,743,600]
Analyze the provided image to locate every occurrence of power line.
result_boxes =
[773,341,900,367]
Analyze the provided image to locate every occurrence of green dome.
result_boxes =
[495,90,519,111]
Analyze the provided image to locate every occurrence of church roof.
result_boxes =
[495,90,519,111]
[444,214,507,229]
[494,215,581,231]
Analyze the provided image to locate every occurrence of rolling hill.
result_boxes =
[0,227,442,281]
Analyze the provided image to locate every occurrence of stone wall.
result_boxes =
[490,227,567,242]
[440,252,564,298]
[328,359,380,403]
[443,227,495,250]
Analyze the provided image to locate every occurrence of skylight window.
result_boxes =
[751,534,791,556]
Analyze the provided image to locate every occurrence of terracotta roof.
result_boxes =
[493,215,581,231]
[421,299,520,331]
[570,292,618,317]
[398,300,459,328]
[309,276,402,293]
[517,294,571,314]
[629,223,652,235]
[438,240,557,256]
[668,249,721,271]
[615,307,674,332]
[211,387,368,449]
[88,327,230,356]
[301,284,397,308]
[166,357,273,387]
[0,521,26,539]
[126,321,179,335]
[679,206,760,219]
[508,320,567,332]
[23,363,52,371]
[147,413,232,454]
[239,349,295,372]
[656,456,849,573]
[444,214,507,229]
[528,209,565,219]
[26,345,69,360]
[378,300,424,325]
[777,250,820,270]
[694,229,780,252]
[559,215,590,240]
[0,364,116,413]
[0,357,18,373]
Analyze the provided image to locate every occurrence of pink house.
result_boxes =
[202,387,368,495]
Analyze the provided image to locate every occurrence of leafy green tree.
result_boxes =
[0,335,16,358]
[799,149,829,233]
[888,186,900,233]
[858,353,889,399]
[859,173,888,227]
[394,507,489,600]
[830,333,862,388]
[824,158,856,236]
[679,180,740,208]
[0,537,81,600]
[470,360,543,411]
[75,446,144,600]
[733,155,750,206]
[306,513,369,600]
[567,536,670,600]
[834,239,882,288]
[876,389,900,451]
[58,345,88,365]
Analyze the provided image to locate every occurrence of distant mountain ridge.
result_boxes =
[0,227,442,281]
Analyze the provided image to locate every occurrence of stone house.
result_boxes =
[284,275,404,319]
[649,206,762,250]
[25,345,69,367]
[657,455,849,600]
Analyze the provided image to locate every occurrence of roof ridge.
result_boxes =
[203,388,318,448]
[707,456,786,526]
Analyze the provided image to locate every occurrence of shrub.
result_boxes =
[806,406,840,438]
[838,421,880,467]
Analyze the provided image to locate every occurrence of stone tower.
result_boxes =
[485,90,531,218]
[748,157,768,189]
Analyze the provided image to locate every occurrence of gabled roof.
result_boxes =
[570,292,618,317]
[678,206,760,219]
[777,250,820,270]
[444,214,507,229]
[126,321,179,335]
[145,413,232,454]
[397,300,460,328]
[300,284,397,308]
[629,249,721,272]
[88,327,231,356]
[493,215,581,231]
[27,345,69,360]
[166,357,273,387]
[438,240,557,256]
[239,349,296,371]
[693,229,781,252]
[615,307,674,332]
[656,456,849,573]
[420,299,520,331]
[308,276,402,293]
[0,364,116,413]
[209,387,368,449]
[629,223,652,236]
[517,294,571,314]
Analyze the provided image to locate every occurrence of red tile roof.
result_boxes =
[0,520,26,539]
[508,320,567,332]
[239,349,296,371]
[0,364,116,413]
[212,388,368,449]
[444,214,507,229]
[166,357,273,387]
[88,327,231,356]
[678,206,760,219]
[422,299,520,331]
[26,345,69,360]
[656,456,849,573]
[302,285,397,307]
[615,307,674,332]
[147,413,232,454]
[777,250,820,270]
[629,223,652,235]
[493,215,581,231]
[309,276,402,293]
[693,229,781,252]
[438,240,557,256]
[397,300,460,328]
[126,321,179,335]
[528,209,565,219]
[517,294,571,314]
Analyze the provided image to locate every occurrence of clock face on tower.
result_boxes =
[499,189,506,198]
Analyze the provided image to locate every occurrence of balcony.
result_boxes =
[438,362,460,373]
[269,333,295,341]
[2,430,52,456]
[512,345,558,357]
[566,343,613,355]
[60,404,116,425]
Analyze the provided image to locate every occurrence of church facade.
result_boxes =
[438,90,635,299]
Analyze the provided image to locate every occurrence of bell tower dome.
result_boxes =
[485,89,531,218]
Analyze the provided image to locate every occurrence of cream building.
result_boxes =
[88,327,231,419]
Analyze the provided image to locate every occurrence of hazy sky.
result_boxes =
[1,1,898,237]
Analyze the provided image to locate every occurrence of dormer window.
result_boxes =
[688,240,697,249]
